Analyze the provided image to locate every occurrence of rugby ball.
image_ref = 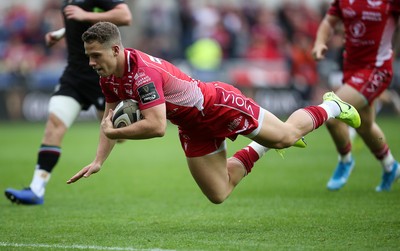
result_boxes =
[112,99,142,128]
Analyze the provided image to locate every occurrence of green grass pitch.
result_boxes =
[0,116,399,250]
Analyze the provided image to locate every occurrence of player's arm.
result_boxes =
[64,3,132,26]
[67,102,119,184]
[312,14,341,61]
[45,28,66,47]
[103,103,167,140]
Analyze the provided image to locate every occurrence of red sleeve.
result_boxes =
[327,0,342,18]
[391,0,400,15]
[134,67,165,111]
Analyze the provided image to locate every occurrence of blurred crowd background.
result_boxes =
[0,0,399,121]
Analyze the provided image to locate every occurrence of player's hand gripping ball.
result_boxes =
[112,99,142,128]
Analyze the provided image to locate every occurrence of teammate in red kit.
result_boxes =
[67,22,360,204]
[312,0,400,191]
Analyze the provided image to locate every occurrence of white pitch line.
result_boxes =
[0,242,175,251]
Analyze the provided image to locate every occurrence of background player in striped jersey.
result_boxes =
[5,1,132,205]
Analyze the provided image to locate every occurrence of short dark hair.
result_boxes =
[82,21,121,46]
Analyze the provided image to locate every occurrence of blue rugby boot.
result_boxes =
[5,187,44,205]
[376,162,400,192]
[327,158,355,190]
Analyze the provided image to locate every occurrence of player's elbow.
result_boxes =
[116,16,131,26]
[151,124,166,137]
[121,15,132,26]
[115,4,132,26]
[153,128,165,138]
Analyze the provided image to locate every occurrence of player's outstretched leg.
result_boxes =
[4,187,44,205]
[323,92,361,128]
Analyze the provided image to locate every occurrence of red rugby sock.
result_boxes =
[233,146,260,174]
[302,106,328,130]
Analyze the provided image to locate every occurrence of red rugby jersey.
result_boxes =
[100,49,216,126]
[328,0,400,68]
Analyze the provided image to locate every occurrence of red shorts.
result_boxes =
[178,82,263,158]
[343,60,393,104]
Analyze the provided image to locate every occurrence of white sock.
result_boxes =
[348,127,357,142]
[29,168,51,197]
[339,152,352,163]
[319,101,340,119]
[248,141,269,158]
[381,150,395,173]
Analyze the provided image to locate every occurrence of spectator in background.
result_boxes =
[218,3,246,58]
[2,35,43,120]
[186,38,223,82]
[140,2,177,61]
[0,4,51,120]
[290,32,319,104]
[177,0,195,59]
[245,8,287,61]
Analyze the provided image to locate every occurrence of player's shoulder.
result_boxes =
[130,49,164,66]
[130,49,174,77]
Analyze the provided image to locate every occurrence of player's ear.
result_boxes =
[112,45,120,57]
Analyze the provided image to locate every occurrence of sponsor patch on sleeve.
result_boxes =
[138,82,160,104]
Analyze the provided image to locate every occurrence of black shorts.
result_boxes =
[53,67,105,111]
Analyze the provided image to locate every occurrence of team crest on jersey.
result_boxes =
[349,21,366,38]
[138,82,160,104]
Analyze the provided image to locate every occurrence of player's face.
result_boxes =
[84,41,117,77]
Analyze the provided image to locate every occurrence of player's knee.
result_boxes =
[44,114,68,141]
[50,115,68,132]
[207,197,225,204]
[205,193,227,204]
